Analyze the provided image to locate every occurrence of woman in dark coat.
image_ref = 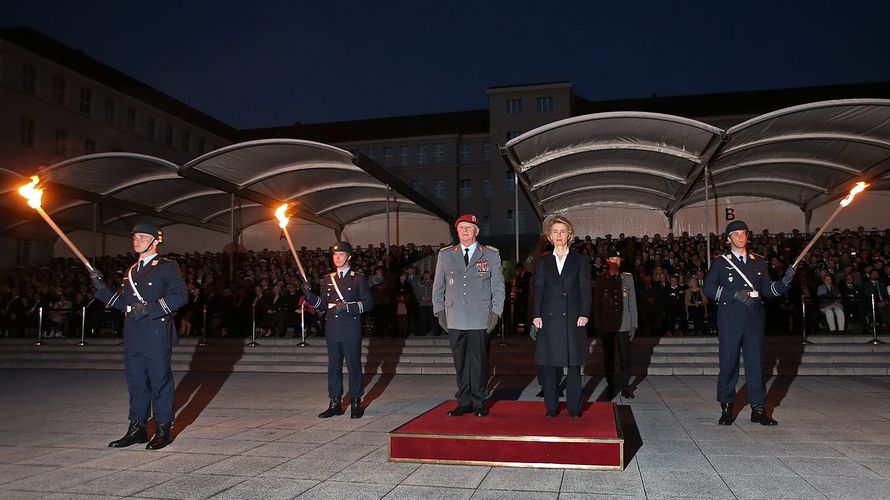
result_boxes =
[532,215,592,417]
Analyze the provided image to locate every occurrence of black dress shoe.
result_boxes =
[750,405,778,426]
[718,403,734,425]
[319,399,345,418]
[108,420,148,448]
[350,398,364,419]
[447,405,472,416]
[545,409,558,417]
[474,407,488,417]
[146,422,172,450]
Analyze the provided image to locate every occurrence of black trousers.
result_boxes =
[602,330,631,390]
[326,336,363,401]
[540,365,581,415]
[448,329,489,409]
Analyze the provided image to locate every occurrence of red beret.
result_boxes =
[454,214,480,229]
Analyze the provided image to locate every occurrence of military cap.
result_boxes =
[131,222,163,243]
[454,214,479,229]
[331,241,354,254]
[724,220,749,235]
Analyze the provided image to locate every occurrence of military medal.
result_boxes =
[448,277,454,286]
[476,260,489,272]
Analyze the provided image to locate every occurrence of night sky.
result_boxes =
[5,1,890,129]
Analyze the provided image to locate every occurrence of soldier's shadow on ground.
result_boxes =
[172,337,245,439]
[360,335,407,408]
[731,336,805,417]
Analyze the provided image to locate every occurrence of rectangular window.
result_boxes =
[459,143,471,163]
[410,179,423,193]
[506,130,521,141]
[52,77,66,105]
[506,98,522,114]
[197,137,206,154]
[433,179,445,199]
[54,129,67,155]
[20,118,35,147]
[482,142,490,161]
[536,96,554,112]
[482,215,491,235]
[165,125,174,147]
[104,98,115,123]
[84,138,96,154]
[433,143,445,163]
[22,64,37,94]
[366,147,376,159]
[126,108,136,131]
[79,88,92,115]
[182,131,190,152]
[482,178,491,198]
[146,117,156,140]
[400,145,410,164]
[382,146,393,165]
[459,178,472,199]
[506,170,516,191]
[416,144,428,164]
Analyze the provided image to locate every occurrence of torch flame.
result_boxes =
[275,203,290,228]
[18,175,43,208]
[839,181,868,207]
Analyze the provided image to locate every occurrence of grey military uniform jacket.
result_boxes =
[432,243,505,330]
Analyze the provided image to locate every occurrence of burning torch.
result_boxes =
[18,176,94,271]
[275,203,308,281]
[792,181,868,268]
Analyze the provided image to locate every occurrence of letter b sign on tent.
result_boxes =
[725,208,735,221]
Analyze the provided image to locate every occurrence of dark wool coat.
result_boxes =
[532,252,592,367]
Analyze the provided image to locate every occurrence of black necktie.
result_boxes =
[138,260,144,271]
[464,249,470,266]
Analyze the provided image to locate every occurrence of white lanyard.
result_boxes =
[126,264,147,304]
[330,272,345,301]
[722,255,755,290]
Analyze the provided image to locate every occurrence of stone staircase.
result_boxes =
[1,334,888,375]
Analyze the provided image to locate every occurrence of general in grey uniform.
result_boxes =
[433,214,505,417]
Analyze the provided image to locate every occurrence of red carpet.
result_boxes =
[389,401,624,469]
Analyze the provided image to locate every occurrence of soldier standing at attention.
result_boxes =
[89,223,187,450]
[594,250,638,399]
[703,220,796,426]
[433,214,505,417]
[302,242,373,419]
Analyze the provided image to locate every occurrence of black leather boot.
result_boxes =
[318,399,344,418]
[108,420,148,448]
[146,422,173,450]
[718,403,734,425]
[750,405,778,426]
[350,398,364,419]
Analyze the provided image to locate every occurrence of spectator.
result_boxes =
[817,274,845,332]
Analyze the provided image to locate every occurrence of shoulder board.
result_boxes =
[151,259,159,267]
[350,271,361,276]
[482,245,499,253]
[443,245,458,253]
[749,253,760,260]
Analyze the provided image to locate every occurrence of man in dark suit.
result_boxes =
[703,220,796,426]
[90,222,187,450]
[302,242,373,418]
[594,250,638,399]
[864,269,890,328]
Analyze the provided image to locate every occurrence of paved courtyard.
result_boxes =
[1,369,889,499]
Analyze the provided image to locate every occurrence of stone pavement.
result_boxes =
[0,369,889,499]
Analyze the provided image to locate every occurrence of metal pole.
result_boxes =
[297,302,308,347]
[385,185,391,258]
[514,171,520,264]
[76,305,88,346]
[91,202,98,263]
[247,304,259,347]
[197,304,208,346]
[867,294,885,345]
[704,164,711,265]
[801,296,812,345]
[33,306,43,346]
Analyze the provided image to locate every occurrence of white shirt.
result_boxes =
[460,242,479,263]
[554,251,568,275]
[139,253,158,269]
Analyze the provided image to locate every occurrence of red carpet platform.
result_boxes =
[389,401,624,470]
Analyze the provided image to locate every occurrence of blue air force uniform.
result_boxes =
[703,250,791,407]
[95,254,187,425]
[305,268,373,402]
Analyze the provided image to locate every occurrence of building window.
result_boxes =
[459,178,472,199]
[482,142,490,161]
[104,98,115,123]
[197,137,206,154]
[20,118,35,147]
[482,215,491,235]
[506,131,521,141]
[22,64,37,94]
[182,131,190,152]
[366,147,376,159]
[433,143,445,163]
[79,88,92,115]
[536,96,554,112]
[410,179,423,193]
[52,77,66,105]
[382,146,393,165]
[400,145,410,164]
[459,143,471,163]
[433,179,446,199]
[146,117,156,140]
[506,98,522,114]
[165,125,174,147]
[54,129,67,155]
[126,108,136,131]
[416,144,428,164]
[506,170,516,191]
[84,138,96,154]
[482,178,491,198]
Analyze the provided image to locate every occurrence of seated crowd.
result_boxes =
[1,227,889,339]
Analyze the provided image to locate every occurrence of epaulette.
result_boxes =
[443,245,458,253]
[482,244,499,253]
[749,253,760,260]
